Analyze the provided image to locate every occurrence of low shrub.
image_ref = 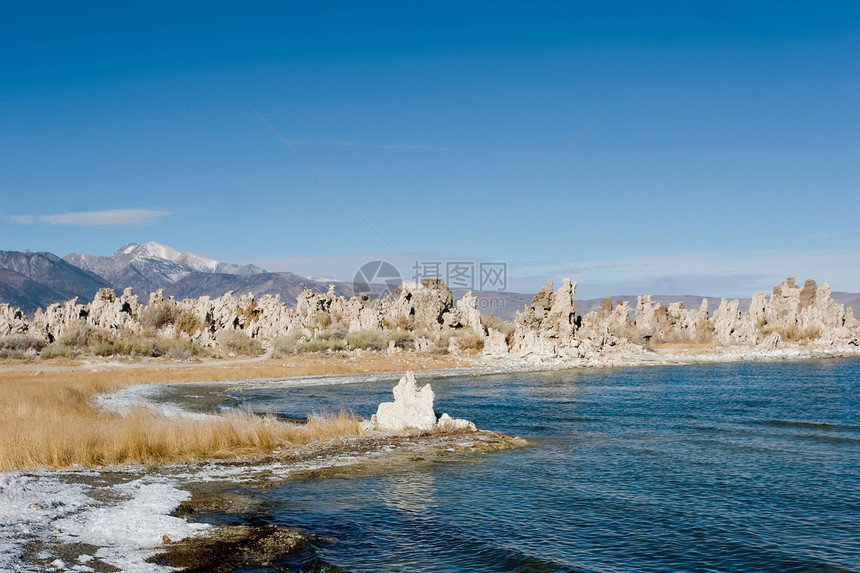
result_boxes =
[609,323,641,344]
[91,334,156,357]
[386,331,414,349]
[762,324,820,342]
[347,330,387,351]
[0,334,46,358]
[301,337,347,353]
[481,314,514,345]
[174,309,203,336]
[139,301,178,330]
[434,330,457,349]
[83,331,208,359]
[92,340,119,357]
[155,336,208,360]
[58,321,93,348]
[692,319,716,344]
[449,329,485,352]
[39,343,77,359]
[217,329,263,356]
[318,324,348,341]
[382,314,412,331]
[271,333,303,357]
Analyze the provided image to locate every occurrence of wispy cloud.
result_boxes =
[510,249,860,297]
[238,249,860,299]
[5,209,173,227]
[286,138,499,153]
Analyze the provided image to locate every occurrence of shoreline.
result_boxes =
[2,340,858,380]
[1,425,526,572]
[2,346,859,571]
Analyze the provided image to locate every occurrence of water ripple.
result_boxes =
[220,358,860,572]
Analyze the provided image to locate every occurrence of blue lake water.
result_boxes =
[223,358,860,572]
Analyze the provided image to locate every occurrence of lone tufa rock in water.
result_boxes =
[366,371,475,432]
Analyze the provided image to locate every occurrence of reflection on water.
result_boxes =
[182,359,860,572]
[382,470,437,515]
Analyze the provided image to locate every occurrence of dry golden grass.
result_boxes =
[0,353,467,471]
[0,374,361,470]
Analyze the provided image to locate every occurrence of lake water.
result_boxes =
[216,358,860,572]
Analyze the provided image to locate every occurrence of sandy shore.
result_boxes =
[3,341,857,384]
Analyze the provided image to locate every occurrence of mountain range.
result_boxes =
[0,242,351,314]
[63,242,270,299]
[0,242,858,320]
[0,251,111,315]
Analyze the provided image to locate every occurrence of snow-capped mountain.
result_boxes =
[116,242,219,273]
[59,242,350,305]
[64,242,267,293]
[0,250,112,314]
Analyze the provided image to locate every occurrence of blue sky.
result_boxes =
[1,1,858,298]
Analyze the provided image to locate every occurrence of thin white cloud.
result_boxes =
[510,249,860,297]
[232,248,860,300]
[5,209,173,227]
[287,138,500,153]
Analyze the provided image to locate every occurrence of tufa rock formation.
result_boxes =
[364,372,476,432]
[0,276,857,359]
[505,277,857,360]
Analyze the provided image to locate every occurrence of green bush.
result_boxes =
[347,330,387,351]
[88,332,207,359]
[0,334,46,354]
[92,340,118,356]
[216,329,263,356]
[39,343,77,359]
[318,324,348,341]
[155,336,207,359]
[92,334,157,357]
[434,330,456,349]
[271,333,303,357]
[301,336,347,353]
[386,331,414,349]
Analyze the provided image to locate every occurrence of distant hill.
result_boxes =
[0,251,112,314]
[833,292,860,313]
[577,292,858,318]
[0,243,351,314]
[62,241,350,307]
[2,243,858,320]
[462,291,859,322]
[451,289,534,322]
[456,292,729,322]
[162,270,353,304]
[63,242,268,297]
